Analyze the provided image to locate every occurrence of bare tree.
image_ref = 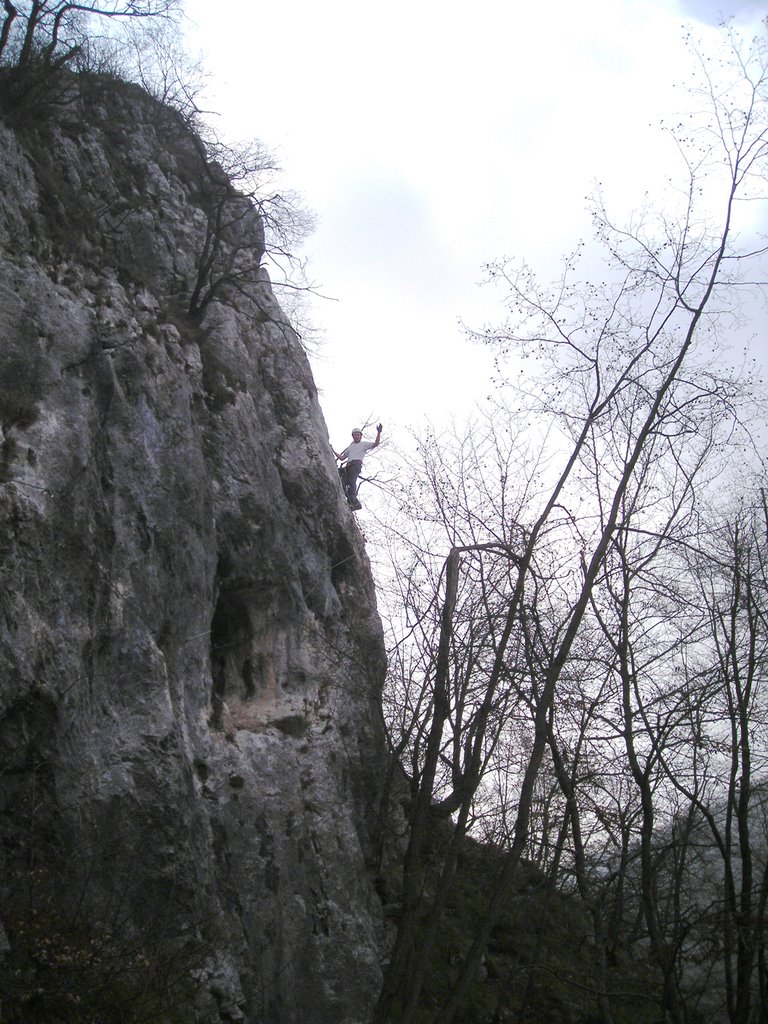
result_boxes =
[373,25,768,1024]
[651,498,768,1024]
[0,0,179,68]
[117,12,206,115]
[0,1,318,342]
[186,134,315,318]
[0,1,182,115]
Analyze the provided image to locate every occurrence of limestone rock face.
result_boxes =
[0,79,387,1023]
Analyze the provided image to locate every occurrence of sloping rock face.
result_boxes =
[0,77,388,1024]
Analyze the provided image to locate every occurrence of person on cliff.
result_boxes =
[333,424,382,510]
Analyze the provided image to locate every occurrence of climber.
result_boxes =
[333,424,382,510]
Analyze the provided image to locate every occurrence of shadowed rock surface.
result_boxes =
[0,77,388,1023]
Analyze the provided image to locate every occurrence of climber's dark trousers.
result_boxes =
[341,460,362,501]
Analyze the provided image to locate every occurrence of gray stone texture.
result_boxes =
[0,79,388,1023]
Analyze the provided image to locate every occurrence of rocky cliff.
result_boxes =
[0,76,389,1024]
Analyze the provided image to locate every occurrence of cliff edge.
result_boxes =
[0,76,388,1024]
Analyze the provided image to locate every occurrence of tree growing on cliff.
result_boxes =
[0,0,182,115]
[186,134,316,319]
[0,1,318,341]
[0,0,179,70]
[374,24,768,1024]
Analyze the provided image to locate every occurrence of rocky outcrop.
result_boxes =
[0,77,388,1023]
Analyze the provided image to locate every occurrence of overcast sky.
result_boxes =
[183,0,766,456]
